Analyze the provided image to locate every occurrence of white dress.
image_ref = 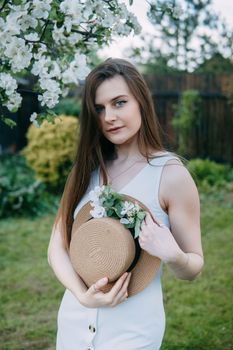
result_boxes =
[56,153,178,350]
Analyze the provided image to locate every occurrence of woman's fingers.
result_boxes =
[108,272,130,300]
[90,276,108,294]
[88,273,131,307]
[110,273,131,306]
[119,272,131,294]
[96,276,108,288]
[118,292,129,304]
[144,212,167,228]
[144,212,154,225]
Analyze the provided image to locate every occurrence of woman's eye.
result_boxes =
[115,100,127,107]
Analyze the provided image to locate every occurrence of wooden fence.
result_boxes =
[0,73,232,163]
[145,73,233,163]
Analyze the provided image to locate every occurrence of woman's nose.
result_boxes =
[104,106,117,122]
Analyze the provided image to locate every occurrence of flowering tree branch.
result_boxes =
[0,0,9,13]
[0,0,140,127]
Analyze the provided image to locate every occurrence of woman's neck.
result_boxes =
[115,139,143,162]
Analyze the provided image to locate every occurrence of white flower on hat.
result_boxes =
[89,186,105,206]
[89,185,146,238]
[120,218,130,225]
[121,201,135,216]
[90,205,106,219]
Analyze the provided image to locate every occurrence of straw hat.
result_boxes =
[69,195,161,297]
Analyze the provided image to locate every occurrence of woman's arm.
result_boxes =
[139,160,204,281]
[48,222,88,299]
[160,159,204,280]
[166,251,203,280]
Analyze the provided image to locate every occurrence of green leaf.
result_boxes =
[125,222,134,229]
[114,202,123,217]
[103,198,115,208]
[0,116,16,128]
[137,210,145,220]
[134,218,141,238]
[129,0,134,5]
[106,208,114,216]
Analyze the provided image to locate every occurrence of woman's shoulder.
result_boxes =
[149,150,182,165]
[159,156,198,206]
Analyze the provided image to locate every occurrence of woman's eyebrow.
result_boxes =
[111,94,128,101]
[95,94,128,106]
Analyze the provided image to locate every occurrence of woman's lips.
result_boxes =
[107,126,124,133]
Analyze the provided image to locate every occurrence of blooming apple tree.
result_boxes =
[0,0,141,127]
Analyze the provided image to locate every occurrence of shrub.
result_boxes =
[0,155,58,218]
[172,90,202,156]
[187,158,233,188]
[22,115,79,191]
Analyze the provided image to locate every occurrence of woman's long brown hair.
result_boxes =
[54,58,165,249]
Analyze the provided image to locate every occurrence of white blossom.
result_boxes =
[31,57,49,76]
[116,22,131,36]
[62,53,90,83]
[48,62,61,79]
[4,37,24,59]
[31,0,52,20]
[52,23,66,44]
[120,218,130,224]
[67,32,83,45]
[8,1,30,12]
[4,37,33,72]
[127,13,142,35]
[82,8,93,20]
[38,90,60,108]
[24,33,40,41]
[38,77,62,108]
[5,92,22,112]
[89,186,105,206]
[90,205,106,219]
[39,78,60,92]
[121,201,135,216]
[62,67,78,85]
[63,17,73,33]
[0,73,18,96]
[5,11,22,35]
[30,112,40,128]
[18,14,38,31]
[60,0,83,19]
[118,3,128,19]
[172,4,183,18]
[33,44,47,60]
[101,13,115,28]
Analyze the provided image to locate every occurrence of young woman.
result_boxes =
[48,58,204,350]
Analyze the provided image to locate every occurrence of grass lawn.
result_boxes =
[0,191,232,350]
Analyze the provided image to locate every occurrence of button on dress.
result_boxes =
[56,153,179,350]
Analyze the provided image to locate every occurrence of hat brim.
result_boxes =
[70,194,161,297]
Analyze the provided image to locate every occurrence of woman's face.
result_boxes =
[94,75,142,146]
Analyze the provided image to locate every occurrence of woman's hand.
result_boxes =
[139,212,183,263]
[79,272,131,308]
